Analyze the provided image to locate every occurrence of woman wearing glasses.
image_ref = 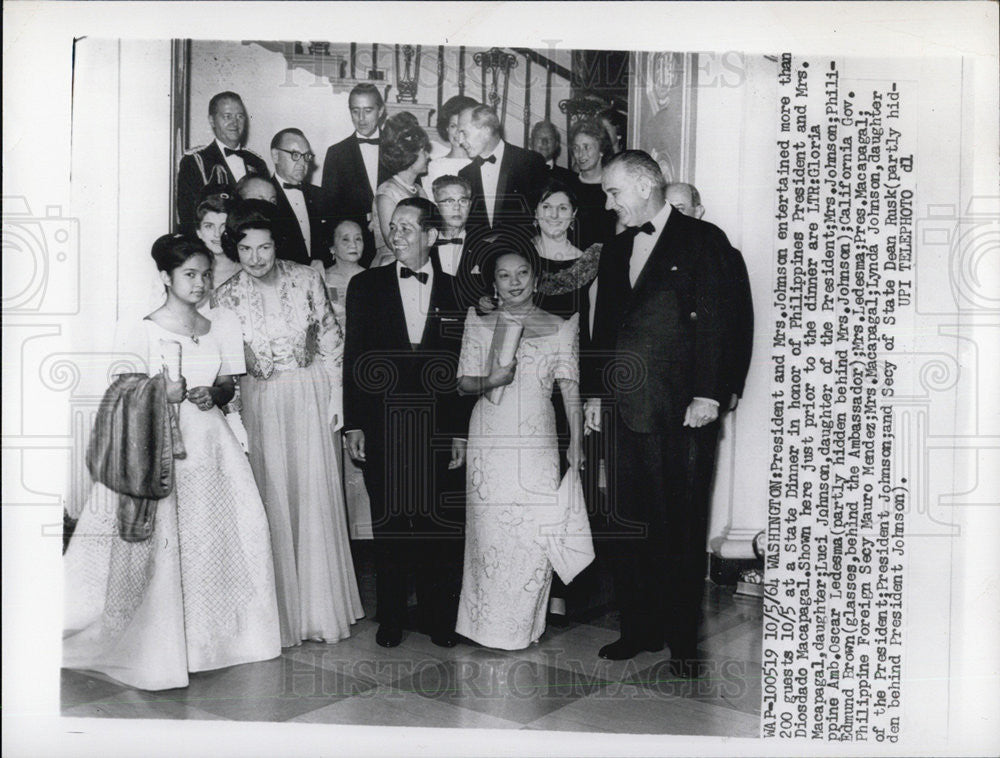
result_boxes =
[369,112,431,267]
[212,200,364,648]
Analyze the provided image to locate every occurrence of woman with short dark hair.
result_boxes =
[422,94,479,197]
[212,203,364,648]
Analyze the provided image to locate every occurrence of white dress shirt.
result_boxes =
[479,140,506,226]
[357,130,380,195]
[275,172,311,253]
[436,230,466,277]
[396,259,434,344]
[216,138,247,182]
[629,202,673,287]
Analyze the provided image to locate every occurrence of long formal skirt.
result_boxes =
[63,403,282,691]
[242,362,364,646]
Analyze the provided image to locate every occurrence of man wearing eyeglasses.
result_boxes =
[269,128,330,267]
[176,92,268,229]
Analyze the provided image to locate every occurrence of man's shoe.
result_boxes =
[430,631,459,648]
[376,624,403,648]
[598,636,664,660]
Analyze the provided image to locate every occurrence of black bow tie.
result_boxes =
[437,237,464,246]
[400,267,429,284]
[472,154,497,167]
[282,182,303,191]
[223,147,245,158]
[627,221,656,237]
[357,137,380,145]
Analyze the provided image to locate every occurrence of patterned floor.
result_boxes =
[61,550,763,737]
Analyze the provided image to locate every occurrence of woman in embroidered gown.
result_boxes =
[212,203,364,647]
[370,112,431,267]
[63,234,281,691]
[455,243,584,650]
[322,219,373,540]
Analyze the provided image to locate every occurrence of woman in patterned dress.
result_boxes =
[212,202,364,648]
[63,234,281,690]
[455,242,584,650]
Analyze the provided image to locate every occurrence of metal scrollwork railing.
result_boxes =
[474,47,518,126]
[394,44,422,104]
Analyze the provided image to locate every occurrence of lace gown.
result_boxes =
[63,313,281,690]
[455,309,580,649]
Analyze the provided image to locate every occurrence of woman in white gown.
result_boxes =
[63,234,281,691]
[455,242,584,650]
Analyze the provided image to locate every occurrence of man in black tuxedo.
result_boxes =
[429,173,490,311]
[321,83,390,268]
[457,105,548,236]
[584,151,732,673]
[176,91,268,229]
[666,182,754,409]
[268,128,329,267]
[531,120,576,186]
[343,197,470,649]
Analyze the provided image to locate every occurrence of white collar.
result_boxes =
[396,258,433,275]
[644,202,673,236]
[216,138,242,154]
[484,139,505,163]
[355,129,380,141]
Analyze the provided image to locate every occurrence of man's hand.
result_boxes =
[729,393,739,412]
[683,398,719,428]
[345,429,366,462]
[584,398,602,434]
[448,438,467,470]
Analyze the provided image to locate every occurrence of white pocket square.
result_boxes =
[471,265,481,274]
[441,317,459,322]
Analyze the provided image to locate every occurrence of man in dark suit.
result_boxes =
[321,83,390,268]
[666,182,754,409]
[457,105,548,236]
[176,91,268,229]
[429,173,493,311]
[531,120,576,186]
[268,128,329,267]
[343,197,470,650]
[584,151,733,673]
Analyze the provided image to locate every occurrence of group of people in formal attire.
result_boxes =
[63,83,753,691]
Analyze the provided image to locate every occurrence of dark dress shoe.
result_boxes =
[598,636,664,660]
[430,631,459,648]
[546,612,570,628]
[376,624,403,648]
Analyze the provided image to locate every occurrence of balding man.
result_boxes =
[236,175,278,205]
[666,182,753,409]
[176,91,268,228]
[585,152,735,673]
[457,105,548,235]
[269,128,329,267]
[530,120,575,185]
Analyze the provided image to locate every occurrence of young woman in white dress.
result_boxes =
[455,242,584,650]
[63,234,281,690]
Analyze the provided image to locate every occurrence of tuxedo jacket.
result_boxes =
[721,246,754,400]
[269,176,330,267]
[176,142,268,229]
[343,257,473,535]
[458,142,548,234]
[585,209,732,434]
[321,134,390,267]
[547,162,577,187]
